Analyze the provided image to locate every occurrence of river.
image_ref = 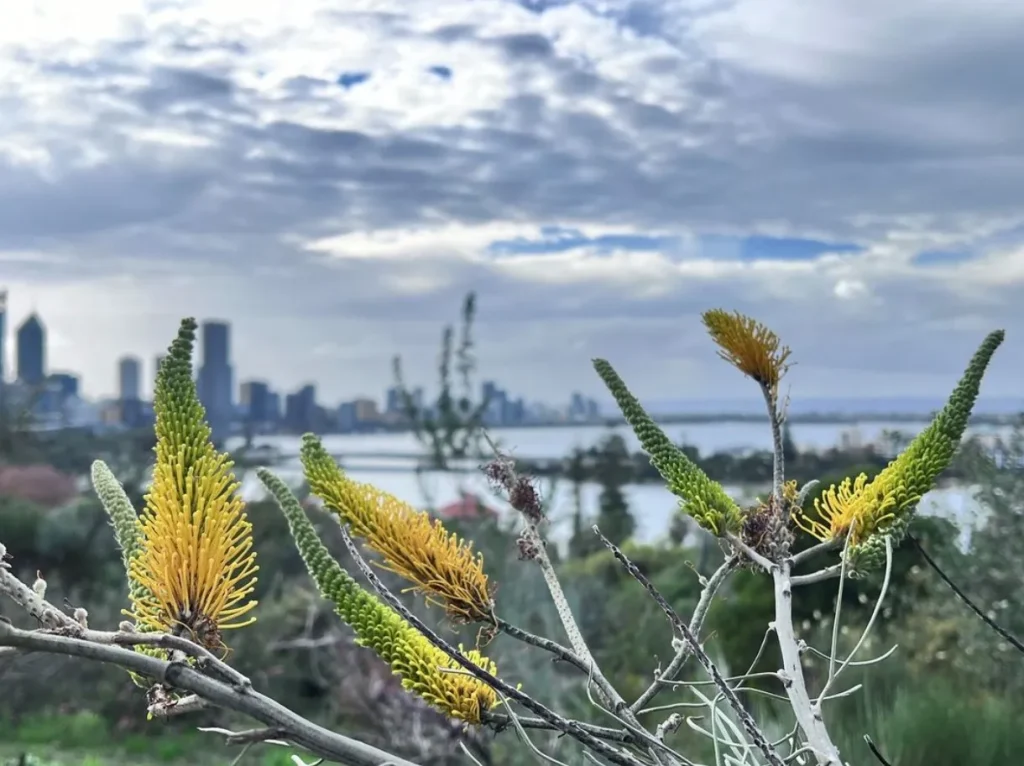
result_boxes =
[227,421,1007,549]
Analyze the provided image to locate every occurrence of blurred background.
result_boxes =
[1,294,1021,766]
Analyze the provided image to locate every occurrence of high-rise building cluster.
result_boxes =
[0,286,602,440]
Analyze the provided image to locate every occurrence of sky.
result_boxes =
[1,0,1023,409]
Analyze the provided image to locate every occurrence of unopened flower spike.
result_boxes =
[300,433,494,625]
[593,358,742,535]
[92,460,151,607]
[258,468,500,724]
[794,329,1005,569]
[127,318,258,651]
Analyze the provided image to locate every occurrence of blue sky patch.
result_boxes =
[489,228,675,255]
[337,71,371,89]
[912,249,973,266]
[488,227,862,261]
[700,234,862,261]
[428,65,452,80]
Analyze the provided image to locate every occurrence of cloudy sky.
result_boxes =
[1,0,1022,410]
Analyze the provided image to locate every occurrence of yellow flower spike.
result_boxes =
[794,329,1005,549]
[702,309,792,394]
[127,318,258,650]
[300,434,495,625]
[260,468,500,724]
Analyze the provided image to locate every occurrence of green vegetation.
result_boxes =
[0,300,1020,766]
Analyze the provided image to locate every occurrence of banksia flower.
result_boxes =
[259,469,499,723]
[300,434,494,625]
[127,318,258,650]
[702,309,791,395]
[593,358,742,534]
[794,330,1005,556]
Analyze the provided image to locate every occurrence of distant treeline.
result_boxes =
[512,427,961,486]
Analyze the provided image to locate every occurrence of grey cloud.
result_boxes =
[134,67,236,113]
[492,32,557,59]
[2,1,1024,400]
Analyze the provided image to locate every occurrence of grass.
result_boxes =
[0,712,302,766]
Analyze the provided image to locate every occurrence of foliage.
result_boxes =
[0,307,1016,766]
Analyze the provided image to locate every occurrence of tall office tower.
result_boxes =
[119,356,142,401]
[198,320,234,445]
[117,355,141,427]
[16,313,46,385]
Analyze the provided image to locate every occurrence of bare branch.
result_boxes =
[864,734,895,766]
[0,619,420,766]
[337,525,648,766]
[483,713,635,744]
[789,539,840,568]
[630,555,739,715]
[494,618,590,674]
[791,565,842,586]
[772,558,842,766]
[594,527,786,766]
[909,534,1024,655]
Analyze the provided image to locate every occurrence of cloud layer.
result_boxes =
[1,0,1022,406]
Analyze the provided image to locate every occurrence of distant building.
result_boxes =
[198,320,233,444]
[338,401,357,432]
[118,356,141,401]
[16,313,45,386]
[240,380,273,424]
[266,390,281,423]
[42,373,82,426]
[118,356,143,426]
[385,385,403,414]
[284,384,318,433]
[481,380,508,426]
[353,397,380,424]
[436,492,500,522]
[48,372,79,399]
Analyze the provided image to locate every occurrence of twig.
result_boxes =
[791,565,842,586]
[198,725,291,746]
[494,618,590,674]
[594,527,786,766]
[482,713,634,743]
[482,434,630,716]
[725,532,776,572]
[630,556,739,714]
[909,535,1024,655]
[337,526,647,766]
[816,538,893,708]
[761,386,786,508]
[0,620,420,766]
[864,734,894,766]
[825,530,854,688]
[789,538,840,568]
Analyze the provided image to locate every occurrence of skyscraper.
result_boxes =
[119,356,141,401]
[16,313,45,385]
[198,320,234,444]
[118,356,142,426]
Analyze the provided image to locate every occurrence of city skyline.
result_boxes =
[0,295,601,428]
